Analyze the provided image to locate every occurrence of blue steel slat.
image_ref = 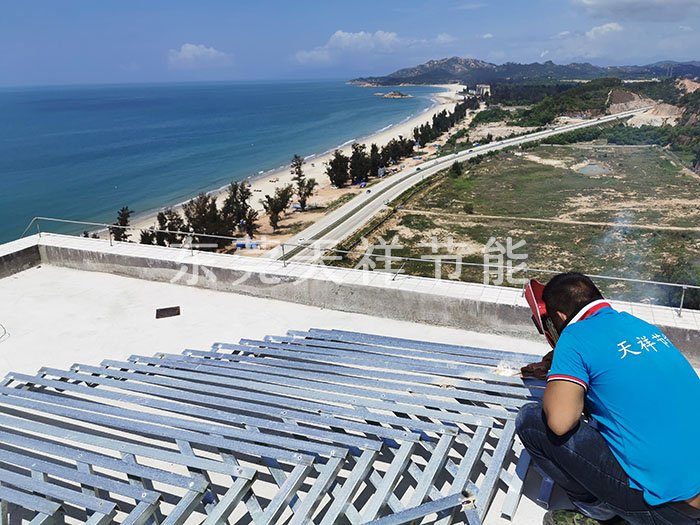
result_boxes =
[287,456,345,525]
[91,359,475,432]
[0,412,254,480]
[275,331,537,375]
[120,499,160,525]
[500,447,531,520]
[219,450,265,523]
[278,334,506,368]
[285,331,530,372]
[0,485,62,516]
[475,421,517,521]
[242,337,515,382]
[27,512,59,525]
[131,353,511,423]
[0,444,159,505]
[259,463,313,525]
[0,466,116,515]
[35,366,419,443]
[200,476,254,525]
[8,371,380,452]
[221,339,535,393]
[0,426,204,492]
[4,383,342,457]
[285,332,544,392]
[187,348,533,407]
[364,490,475,525]
[360,441,416,521]
[409,433,456,507]
[159,488,203,525]
[202,344,539,399]
[303,328,541,362]
[274,336,546,395]
[0,385,313,466]
[448,426,490,499]
[319,449,379,525]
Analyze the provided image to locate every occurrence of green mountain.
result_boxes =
[350,57,700,86]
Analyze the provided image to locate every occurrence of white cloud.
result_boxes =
[296,30,454,66]
[296,30,402,64]
[167,43,230,70]
[573,0,700,20]
[540,50,550,58]
[555,30,572,38]
[436,33,458,44]
[482,33,494,39]
[586,22,624,39]
[679,25,694,31]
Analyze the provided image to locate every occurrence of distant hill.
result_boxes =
[350,57,700,86]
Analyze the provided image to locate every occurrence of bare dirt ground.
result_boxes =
[678,78,700,94]
[627,103,684,127]
[607,88,683,127]
[469,123,539,141]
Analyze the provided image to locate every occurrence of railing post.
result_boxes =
[108,228,113,247]
[35,221,41,238]
[678,286,687,317]
[281,244,287,267]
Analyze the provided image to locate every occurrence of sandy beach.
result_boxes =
[128,84,465,237]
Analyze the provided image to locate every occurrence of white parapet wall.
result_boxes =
[2,233,699,364]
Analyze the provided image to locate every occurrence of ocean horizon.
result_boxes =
[0,80,442,243]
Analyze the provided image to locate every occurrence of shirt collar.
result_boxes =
[568,299,612,326]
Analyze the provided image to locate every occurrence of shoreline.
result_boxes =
[127,84,464,235]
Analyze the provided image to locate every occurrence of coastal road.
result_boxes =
[268,106,651,262]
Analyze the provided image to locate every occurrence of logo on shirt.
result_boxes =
[616,333,672,359]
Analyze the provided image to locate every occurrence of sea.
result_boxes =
[0,81,442,243]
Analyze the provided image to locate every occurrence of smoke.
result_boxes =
[594,210,665,304]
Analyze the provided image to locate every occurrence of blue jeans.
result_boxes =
[516,402,700,525]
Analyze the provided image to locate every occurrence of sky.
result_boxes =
[1,0,699,86]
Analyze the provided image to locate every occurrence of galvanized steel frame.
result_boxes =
[0,328,544,524]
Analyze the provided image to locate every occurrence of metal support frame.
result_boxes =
[0,328,544,524]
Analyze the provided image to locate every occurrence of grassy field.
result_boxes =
[334,144,700,306]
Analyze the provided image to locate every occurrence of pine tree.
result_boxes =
[155,208,185,246]
[369,143,381,178]
[350,143,370,183]
[139,228,156,245]
[222,181,253,234]
[290,154,318,210]
[261,184,294,231]
[182,193,225,249]
[326,150,350,188]
[110,206,132,242]
[242,207,260,238]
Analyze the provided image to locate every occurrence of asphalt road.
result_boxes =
[268,107,651,262]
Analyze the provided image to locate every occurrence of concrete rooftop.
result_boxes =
[0,264,549,379]
[1,233,698,524]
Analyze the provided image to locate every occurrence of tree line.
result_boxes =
[326,97,477,188]
[325,138,414,188]
[99,154,319,249]
[413,97,477,145]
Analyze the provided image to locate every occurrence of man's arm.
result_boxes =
[542,381,585,436]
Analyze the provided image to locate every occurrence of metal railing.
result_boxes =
[19,216,700,316]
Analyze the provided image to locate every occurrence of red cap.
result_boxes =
[524,279,556,348]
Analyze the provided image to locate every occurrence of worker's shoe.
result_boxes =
[543,510,628,525]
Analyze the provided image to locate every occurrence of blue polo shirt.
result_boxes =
[548,301,700,506]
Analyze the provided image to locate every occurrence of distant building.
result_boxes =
[476,84,492,97]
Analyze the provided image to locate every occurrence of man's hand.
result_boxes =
[542,380,585,436]
[521,350,553,380]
